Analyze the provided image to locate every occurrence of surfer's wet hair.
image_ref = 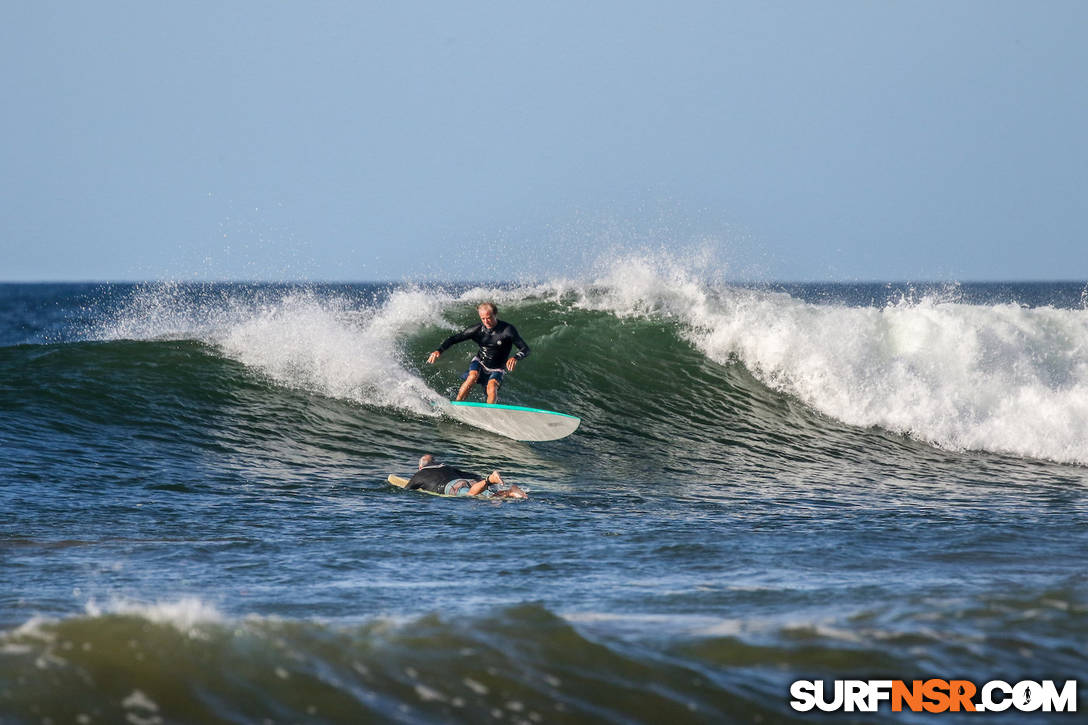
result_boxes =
[477,302,498,315]
[418,454,435,469]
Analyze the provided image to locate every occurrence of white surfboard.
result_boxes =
[444,401,580,441]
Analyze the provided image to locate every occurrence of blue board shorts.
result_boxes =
[464,358,504,387]
[443,479,473,496]
[443,479,494,497]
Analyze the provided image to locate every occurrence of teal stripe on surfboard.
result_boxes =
[443,401,581,441]
[449,401,581,420]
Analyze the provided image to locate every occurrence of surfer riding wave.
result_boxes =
[427,302,529,404]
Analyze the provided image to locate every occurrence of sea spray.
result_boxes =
[77,269,1088,465]
[216,288,447,414]
[699,291,1088,465]
[565,253,1088,465]
[93,283,451,415]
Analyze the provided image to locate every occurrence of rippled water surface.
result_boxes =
[2,275,1086,722]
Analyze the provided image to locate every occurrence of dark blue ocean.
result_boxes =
[1,272,1086,723]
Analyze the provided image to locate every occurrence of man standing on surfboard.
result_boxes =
[426,302,530,404]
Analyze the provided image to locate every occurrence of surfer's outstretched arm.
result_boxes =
[429,325,483,364]
[512,328,530,360]
[468,471,503,496]
[504,327,530,371]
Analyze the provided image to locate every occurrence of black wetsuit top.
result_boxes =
[407,464,481,493]
[437,320,530,370]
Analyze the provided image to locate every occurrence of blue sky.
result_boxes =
[2,1,1085,282]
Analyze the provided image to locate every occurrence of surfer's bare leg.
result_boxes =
[486,378,500,404]
[456,371,479,401]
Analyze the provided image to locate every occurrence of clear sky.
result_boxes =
[2,1,1085,282]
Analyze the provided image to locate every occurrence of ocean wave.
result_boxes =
[3,595,1083,724]
[37,263,1088,466]
[91,283,449,416]
[564,253,1088,466]
[0,602,781,724]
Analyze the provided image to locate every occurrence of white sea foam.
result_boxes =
[573,253,1088,466]
[94,266,1088,465]
[215,288,447,415]
[564,611,745,638]
[97,284,452,416]
[84,597,224,635]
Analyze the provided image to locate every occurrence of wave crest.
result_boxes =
[87,266,1088,465]
[571,254,1088,465]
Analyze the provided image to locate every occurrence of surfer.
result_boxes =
[408,455,528,499]
[426,302,529,404]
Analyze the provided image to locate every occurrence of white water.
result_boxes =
[576,254,1088,466]
[97,262,1088,465]
[99,284,452,415]
[215,288,447,415]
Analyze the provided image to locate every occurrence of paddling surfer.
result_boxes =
[426,302,529,404]
[408,455,528,499]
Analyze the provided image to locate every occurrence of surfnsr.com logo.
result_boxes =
[789,679,1078,713]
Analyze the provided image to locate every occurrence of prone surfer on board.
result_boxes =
[426,302,529,404]
[408,455,528,499]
